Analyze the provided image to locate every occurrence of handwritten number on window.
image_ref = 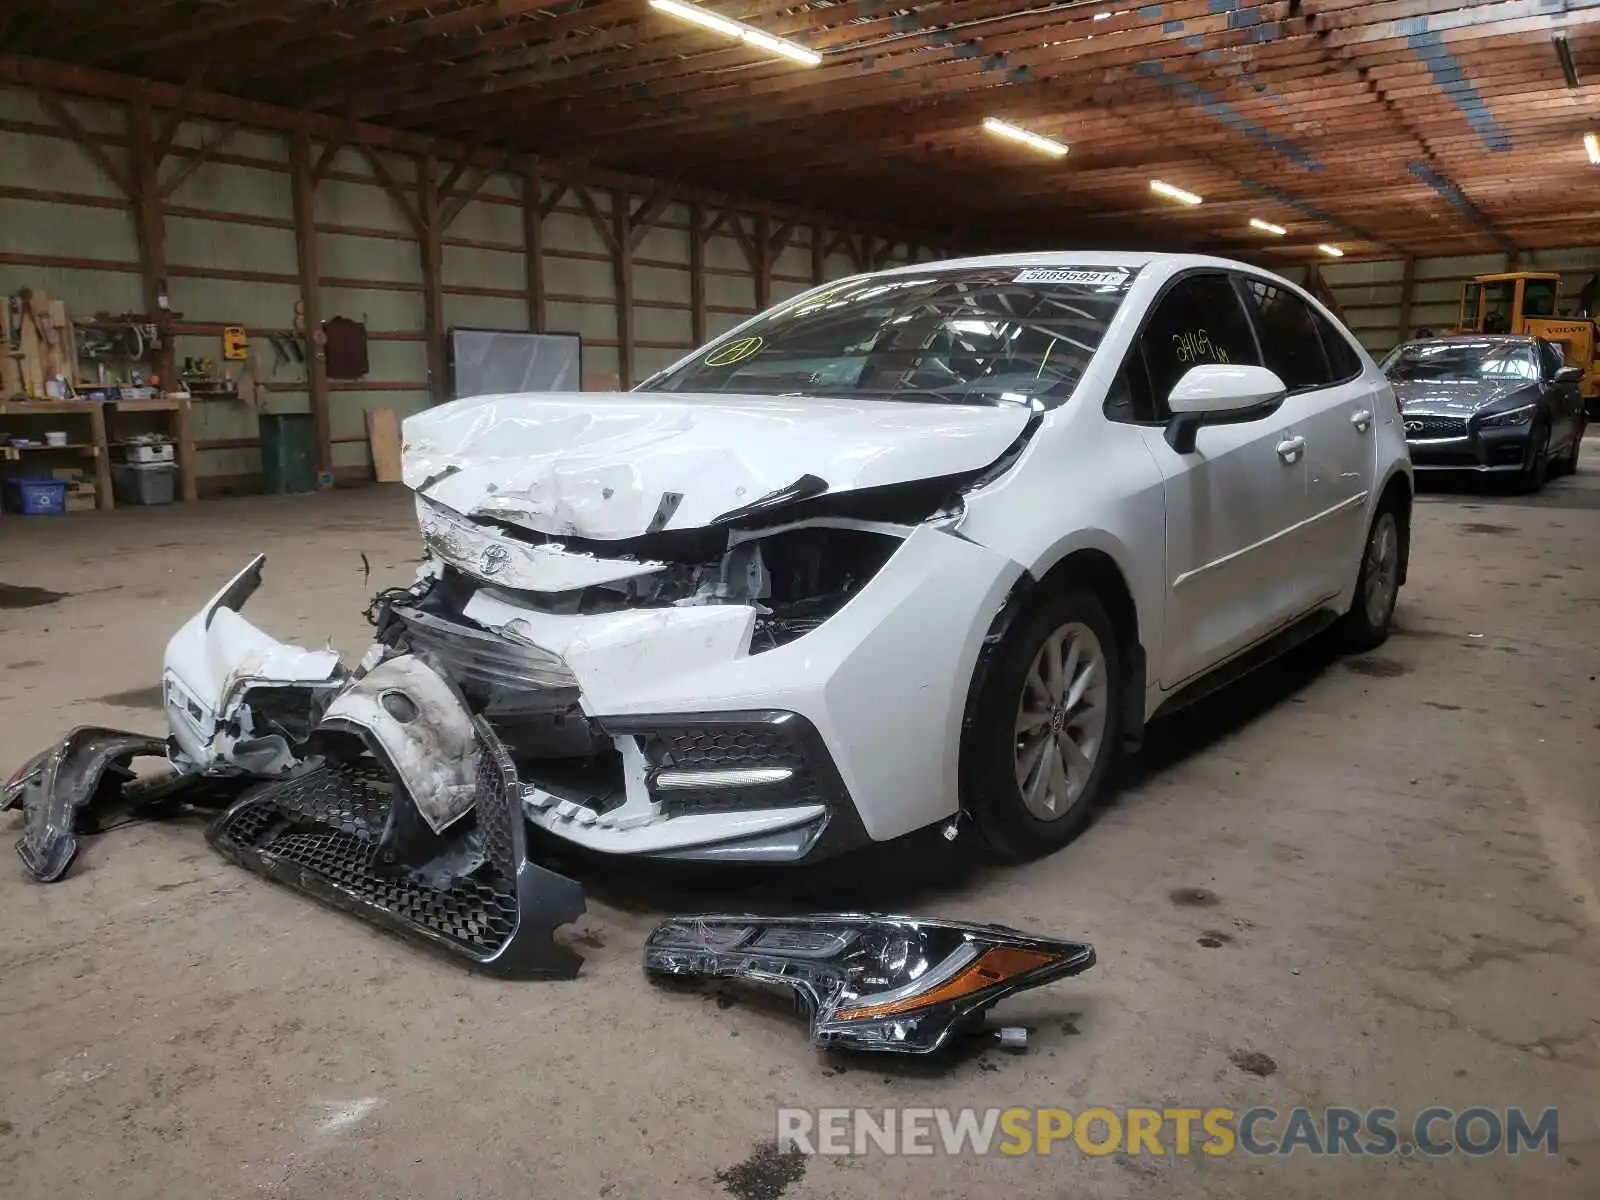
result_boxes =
[1172,329,1228,366]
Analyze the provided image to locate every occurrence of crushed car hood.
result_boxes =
[402,391,1031,539]
[1394,379,1531,416]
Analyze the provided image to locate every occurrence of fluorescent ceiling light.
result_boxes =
[1093,10,1111,18]
[983,117,1069,158]
[1150,179,1202,206]
[649,0,821,66]
[1319,244,1345,257]
[1249,218,1287,236]
[1586,132,1600,164]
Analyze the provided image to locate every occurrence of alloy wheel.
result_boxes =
[1013,622,1109,821]
[1363,511,1400,629]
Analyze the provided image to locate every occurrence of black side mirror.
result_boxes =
[1553,366,1584,385]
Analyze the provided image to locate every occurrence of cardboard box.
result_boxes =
[124,442,175,464]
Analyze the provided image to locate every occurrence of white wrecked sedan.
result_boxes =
[8,253,1412,970]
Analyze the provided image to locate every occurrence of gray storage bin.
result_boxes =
[111,462,177,506]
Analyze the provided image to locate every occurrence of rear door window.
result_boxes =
[1238,278,1335,392]
[1314,313,1365,382]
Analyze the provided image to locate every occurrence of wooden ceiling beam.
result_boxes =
[0,51,956,248]
[202,0,441,84]
[340,0,1050,119]
[423,2,1296,142]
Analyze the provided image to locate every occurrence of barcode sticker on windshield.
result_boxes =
[1013,268,1131,287]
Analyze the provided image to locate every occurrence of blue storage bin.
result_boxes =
[2,476,68,515]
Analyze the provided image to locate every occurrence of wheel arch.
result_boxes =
[959,541,1149,767]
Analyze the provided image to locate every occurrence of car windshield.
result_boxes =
[636,265,1139,407]
[1381,341,1539,384]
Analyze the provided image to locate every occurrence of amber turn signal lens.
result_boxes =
[833,946,1059,1022]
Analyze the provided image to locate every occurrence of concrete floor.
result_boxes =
[1,452,1596,1200]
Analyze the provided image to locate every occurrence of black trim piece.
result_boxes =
[710,473,830,526]
[1150,608,1339,723]
[208,716,586,979]
[7,727,174,882]
[1163,394,1285,454]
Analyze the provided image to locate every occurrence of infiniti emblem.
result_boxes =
[1404,420,1424,434]
[479,544,510,576]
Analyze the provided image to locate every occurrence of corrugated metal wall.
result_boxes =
[1323,249,1600,357]
[5,76,1593,490]
[0,82,923,493]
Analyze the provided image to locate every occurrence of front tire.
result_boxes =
[1520,426,1550,493]
[1555,425,1583,477]
[965,590,1124,862]
[1338,505,1402,653]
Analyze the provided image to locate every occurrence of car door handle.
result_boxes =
[1276,435,1305,464]
[1351,409,1373,433]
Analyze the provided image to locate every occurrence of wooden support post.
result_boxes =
[613,189,635,389]
[126,100,191,497]
[810,224,826,286]
[576,185,665,389]
[88,401,114,511]
[1396,255,1416,343]
[523,171,546,331]
[751,216,773,313]
[290,131,333,480]
[172,395,196,505]
[689,201,708,348]
[417,153,446,404]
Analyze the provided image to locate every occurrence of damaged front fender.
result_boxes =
[163,555,347,775]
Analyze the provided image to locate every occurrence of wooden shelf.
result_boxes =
[0,398,104,415]
[6,442,97,453]
[109,396,184,412]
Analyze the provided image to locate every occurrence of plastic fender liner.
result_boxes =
[207,716,587,979]
[644,914,1094,1053]
[4,727,172,882]
[315,653,480,835]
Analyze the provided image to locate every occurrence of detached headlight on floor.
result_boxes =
[1479,404,1535,428]
[644,914,1095,1053]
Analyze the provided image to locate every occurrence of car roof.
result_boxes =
[1401,334,1539,349]
[871,251,1268,276]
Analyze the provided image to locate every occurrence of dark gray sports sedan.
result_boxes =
[1380,335,1587,491]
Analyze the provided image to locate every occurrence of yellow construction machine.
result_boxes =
[1454,271,1599,416]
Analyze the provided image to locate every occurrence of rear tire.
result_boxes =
[1337,505,1403,653]
[964,590,1124,862]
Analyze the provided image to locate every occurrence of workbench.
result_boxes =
[0,395,197,511]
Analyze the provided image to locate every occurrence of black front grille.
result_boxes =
[207,718,585,978]
[1405,414,1467,438]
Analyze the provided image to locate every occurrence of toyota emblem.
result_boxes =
[479,544,510,576]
